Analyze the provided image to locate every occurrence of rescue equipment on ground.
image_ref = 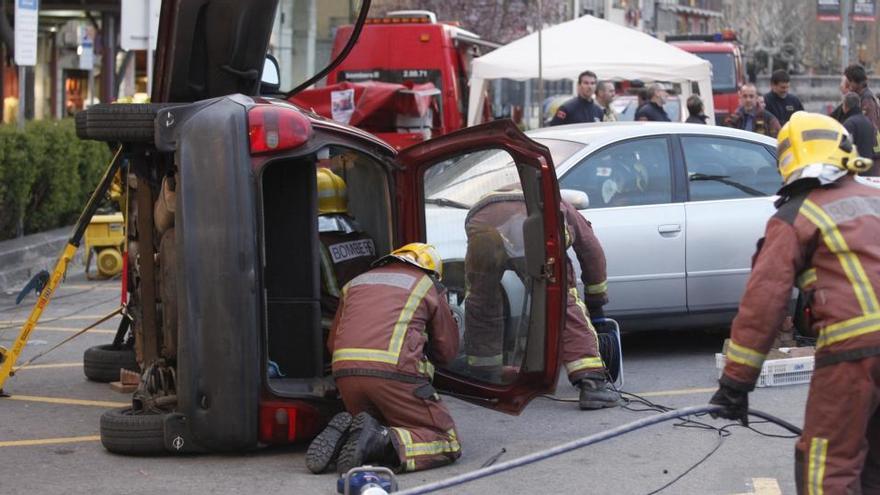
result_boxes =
[0,146,123,394]
[337,466,397,495]
[777,112,873,186]
[83,213,125,278]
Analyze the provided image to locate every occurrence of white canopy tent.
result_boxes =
[467,15,715,125]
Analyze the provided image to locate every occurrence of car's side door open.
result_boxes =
[395,120,566,414]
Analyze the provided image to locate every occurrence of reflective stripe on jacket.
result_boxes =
[328,263,459,381]
[722,176,880,390]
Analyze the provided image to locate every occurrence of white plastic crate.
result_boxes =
[715,353,814,388]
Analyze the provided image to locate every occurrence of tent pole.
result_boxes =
[537,0,544,128]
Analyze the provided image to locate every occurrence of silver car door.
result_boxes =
[681,136,779,311]
[559,136,686,316]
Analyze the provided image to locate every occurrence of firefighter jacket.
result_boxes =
[319,214,377,319]
[463,192,608,310]
[721,176,880,391]
[328,263,459,382]
[561,200,609,312]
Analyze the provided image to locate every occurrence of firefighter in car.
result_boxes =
[316,168,377,328]
[710,112,880,494]
[306,243,461,475]
[463,190,620,409]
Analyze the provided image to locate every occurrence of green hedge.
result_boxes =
[0,119,112,241]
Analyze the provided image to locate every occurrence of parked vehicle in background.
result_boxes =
[295,10,497,149]
[667,31,746,125]
[425,122,786,333]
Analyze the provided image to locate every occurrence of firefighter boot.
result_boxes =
[305,412,353,474]
[578,377,621,410]
[336,412,398,474]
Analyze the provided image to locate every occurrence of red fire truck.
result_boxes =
[667,31,746,124]
[291,10,497,149]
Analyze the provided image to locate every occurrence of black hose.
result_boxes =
[394,405,801,495]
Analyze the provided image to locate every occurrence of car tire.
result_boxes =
[75,103,166,143]
[83,344,139,383]
[100,407,167,455]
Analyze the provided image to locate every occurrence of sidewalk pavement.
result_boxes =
[0,226,84,294]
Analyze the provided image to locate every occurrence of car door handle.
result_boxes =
[658,224,682,234]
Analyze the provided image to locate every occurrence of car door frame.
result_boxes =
[395,119,567,415]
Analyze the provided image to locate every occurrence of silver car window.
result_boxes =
[559,137,673,209]
[682,137,779,201]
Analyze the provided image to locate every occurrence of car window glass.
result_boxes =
[682,136,780,201]
[423,149,541,386]
[559,137,673,209]
[532,137,585,166]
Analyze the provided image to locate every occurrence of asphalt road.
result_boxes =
[0,272,808,495]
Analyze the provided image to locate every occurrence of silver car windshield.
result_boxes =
[424,137,584,207]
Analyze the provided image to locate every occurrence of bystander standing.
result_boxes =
[724,84,780,137]
[635,84,671,122]
[685,95,708,124]
[763,70,803,126]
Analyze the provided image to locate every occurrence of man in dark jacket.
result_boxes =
[635,84,671,122]
[845,64,880,131]
[724,84,781,138]
[685,95,708,124]
[763,69,804,126]
[306,243,460,475]
[842,92,879,175]
[710,112,879,494]
[549,70,605,125]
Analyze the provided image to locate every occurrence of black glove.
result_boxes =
[709,383,749,426]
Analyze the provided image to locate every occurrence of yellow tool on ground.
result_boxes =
[0,146,123,395]
[84,213,125,278]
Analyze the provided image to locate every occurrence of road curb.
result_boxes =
[0,226,84,294]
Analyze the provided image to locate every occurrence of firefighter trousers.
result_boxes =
[336,375,461,473]
[795,355,880,494]
[463,227,605,384]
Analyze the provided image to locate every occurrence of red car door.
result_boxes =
[395,120,566,414]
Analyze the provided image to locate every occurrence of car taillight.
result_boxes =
[258,401,325,444]
[248,105,312,155]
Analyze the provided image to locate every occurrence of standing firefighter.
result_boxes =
[306,243,461,475]
[710,112,880,494]
[463,191,619,409]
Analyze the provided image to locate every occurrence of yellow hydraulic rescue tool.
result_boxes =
[0,145,123,394]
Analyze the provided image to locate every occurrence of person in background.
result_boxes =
[841,92,880,175]
[635,84,671,122]
[830,75,851,123]
[724,84,781,138]
[549,70,605,125]
[596,81,618,122]
[763,69,804,126]
[844,64,880,131]
[685,95,708,124]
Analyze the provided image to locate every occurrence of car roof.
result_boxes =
[526,121,778,148]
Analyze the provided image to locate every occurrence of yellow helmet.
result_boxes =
[777,111,873,186]
[316,168,348,214]
[375,242,443,279]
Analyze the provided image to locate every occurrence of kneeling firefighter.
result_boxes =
[710,112,880,494]
[306,243,461,475]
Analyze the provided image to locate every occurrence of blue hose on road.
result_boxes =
[394,405,802,495]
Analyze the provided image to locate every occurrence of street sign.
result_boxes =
[78,27,94,70]
[853,0,876,21]
[120,0,161,50]
[14,0,39,66]
[817,0,842,21]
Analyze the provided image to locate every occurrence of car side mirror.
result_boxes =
[260,54,281,95]
[561,189,589,210]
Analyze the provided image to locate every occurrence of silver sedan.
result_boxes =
[425,122,782,332]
